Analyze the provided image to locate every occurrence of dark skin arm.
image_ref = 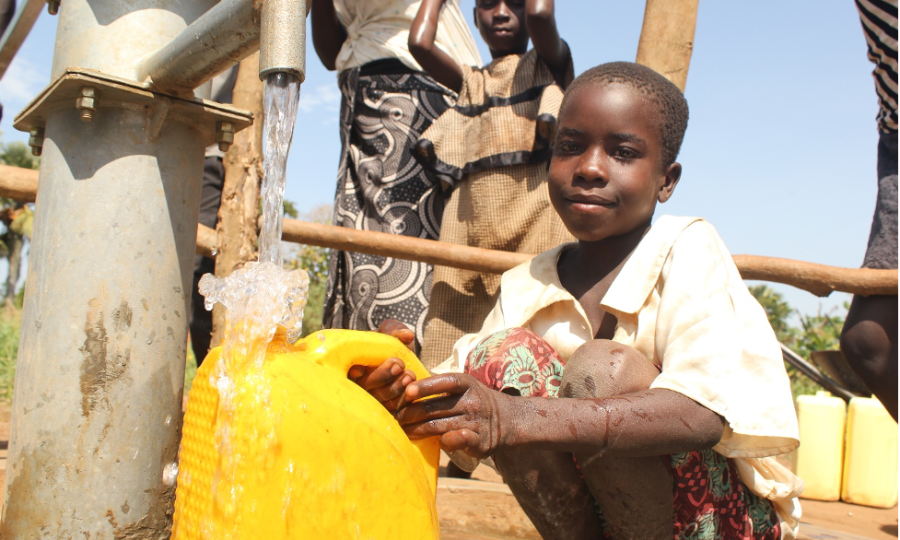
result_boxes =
[311,0,348,71]
[525,0,570,88]
[397,374,725,459]
[409,0,464,92]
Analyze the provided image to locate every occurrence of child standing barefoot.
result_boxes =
[409,0,574,369]
[358,63,803,539]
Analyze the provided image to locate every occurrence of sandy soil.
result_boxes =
[440,453,897,540]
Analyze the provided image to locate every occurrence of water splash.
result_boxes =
[163,462,179,486]
[196,72,305,538]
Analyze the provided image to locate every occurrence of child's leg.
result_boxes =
[465,328,605,539]
[493,445,605,539]
[560,340,673,540]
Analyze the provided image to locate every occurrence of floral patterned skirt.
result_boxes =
[465,327,782,540]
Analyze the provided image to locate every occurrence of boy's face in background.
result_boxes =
[548,83,680,243]
[473,0,529,55]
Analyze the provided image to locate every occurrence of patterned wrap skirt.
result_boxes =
[465,327,783,540]
[322,63,456,352]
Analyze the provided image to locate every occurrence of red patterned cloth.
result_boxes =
[465,327,782,540]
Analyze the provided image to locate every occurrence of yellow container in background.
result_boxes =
[795,392,846,501]
[173,329,442,540]
[841,397,898,508]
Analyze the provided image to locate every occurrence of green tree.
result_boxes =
[794,306,846,362]
[0,141,38,303]
[282,204,331,338]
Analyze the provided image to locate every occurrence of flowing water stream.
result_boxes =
[195,72,308,536]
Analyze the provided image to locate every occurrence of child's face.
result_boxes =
[473,0,529,56]
[548,83,681,243]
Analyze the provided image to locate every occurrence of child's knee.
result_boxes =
[560,340,657,399]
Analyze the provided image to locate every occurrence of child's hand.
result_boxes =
[377,318,416,351]
[347,319,417,412]
[396,374,512,459]
[348,358,416,412]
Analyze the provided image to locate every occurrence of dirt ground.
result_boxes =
[435,453,898,540]
[0,402,894,540]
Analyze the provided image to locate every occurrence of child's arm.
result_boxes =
[397,374,725,459]
[311,0,347,71]
[409,0,464,92]
[526,0,570,88]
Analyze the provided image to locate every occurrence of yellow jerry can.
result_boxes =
[795,392,846,501]
[173,329,441,539]
[841,397,898,508]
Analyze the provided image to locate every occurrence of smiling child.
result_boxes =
[352,62,803,540]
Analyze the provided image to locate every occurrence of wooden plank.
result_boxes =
[2,165,896,297]
[635,0,700,91]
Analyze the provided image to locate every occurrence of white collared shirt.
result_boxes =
[435,215,804,538]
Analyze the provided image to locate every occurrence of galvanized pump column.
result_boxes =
[0,0,256,537]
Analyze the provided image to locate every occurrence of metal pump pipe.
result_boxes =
[259,0,306,81]
[140,0,307,96]
[139,0,260,95]
[0,0,258,537]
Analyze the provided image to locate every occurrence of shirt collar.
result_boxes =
[499,243,580,327]
[600,215,703,316]
[498,215,704,326]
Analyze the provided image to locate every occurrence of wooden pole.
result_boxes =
[279,219,898,298]
[2,167,896,298]
[0,163,37,203]
[635,0,700,91]
[212,53,264,345]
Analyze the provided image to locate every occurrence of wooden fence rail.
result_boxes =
[3,163,896,297]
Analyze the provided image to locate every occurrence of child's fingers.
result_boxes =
[402,414,465,440]
[439,429,480,454]
[369,370,416,405]
[347,365,366,380]
[351,358,406,390]
[395,393,463,427]
[405,373,471,401]
[378,319,415,347]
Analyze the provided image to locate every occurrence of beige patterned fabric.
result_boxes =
[417,50,574,368]
[333,0,481,73]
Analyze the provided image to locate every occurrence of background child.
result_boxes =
[354,63,803,539]
[409,0,574,369]
[312,0,481,353]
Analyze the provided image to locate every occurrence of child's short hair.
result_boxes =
[559,62,689,168]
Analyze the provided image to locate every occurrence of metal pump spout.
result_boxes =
[140,0,306,96]
[260,0,307,82]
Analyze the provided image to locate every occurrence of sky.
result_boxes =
[0,1,885,321]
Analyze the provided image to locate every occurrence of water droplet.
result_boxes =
[164,415,172,426]
[162,462,179,486]
[317,332,325,342]
[133,449,139,460]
